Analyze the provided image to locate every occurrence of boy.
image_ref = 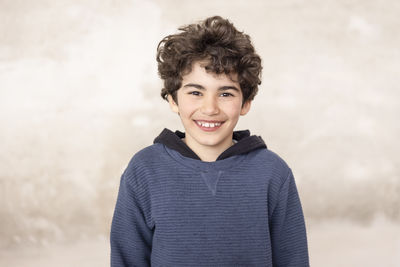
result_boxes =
[110,16,309,266]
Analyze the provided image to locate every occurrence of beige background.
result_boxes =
[1,0,399,266]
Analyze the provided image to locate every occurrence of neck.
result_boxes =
[183,137,234,162]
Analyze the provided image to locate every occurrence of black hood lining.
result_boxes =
[153,128,267,161]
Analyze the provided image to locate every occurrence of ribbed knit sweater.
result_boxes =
[110,133,309,266]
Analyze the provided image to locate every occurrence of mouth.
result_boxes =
[194,120,224,131]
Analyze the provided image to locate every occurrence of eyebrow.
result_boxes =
[183,83,240,92]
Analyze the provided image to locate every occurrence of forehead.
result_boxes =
[182,61,239,85]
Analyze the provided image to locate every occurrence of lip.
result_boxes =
[195,119,224,123]
[194,120,224,132]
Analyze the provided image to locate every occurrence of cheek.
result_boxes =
[178,102,196,118]
[222,101,243,117]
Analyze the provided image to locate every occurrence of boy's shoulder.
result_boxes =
[121,143,167,182]
[249,147,292,174]
[127,143,166,167]
[253,147,290,166]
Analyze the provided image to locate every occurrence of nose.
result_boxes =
[200,95,219,115]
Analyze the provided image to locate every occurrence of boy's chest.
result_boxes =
[148,168,274,265]
[149,168,272,231]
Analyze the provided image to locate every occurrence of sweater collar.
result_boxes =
[153,128,267,161]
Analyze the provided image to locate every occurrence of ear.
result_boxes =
[167,94,179,114]
[240,100,252,116]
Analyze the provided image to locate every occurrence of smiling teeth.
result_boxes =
[196,121,222,128]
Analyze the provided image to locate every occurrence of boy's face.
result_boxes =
[168,61,251,155]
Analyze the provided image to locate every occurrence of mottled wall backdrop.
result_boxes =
[1,0,399,266]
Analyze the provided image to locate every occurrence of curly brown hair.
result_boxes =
[156,16,262,105]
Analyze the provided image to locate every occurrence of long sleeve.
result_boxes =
[269,169,309,267]
[110,169,154,267]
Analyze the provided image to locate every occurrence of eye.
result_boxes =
[220,92,234,97]
[189,91,202,96]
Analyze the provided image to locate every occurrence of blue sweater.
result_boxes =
[110,135,309,266]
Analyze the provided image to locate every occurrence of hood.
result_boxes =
[153,128,267,161]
